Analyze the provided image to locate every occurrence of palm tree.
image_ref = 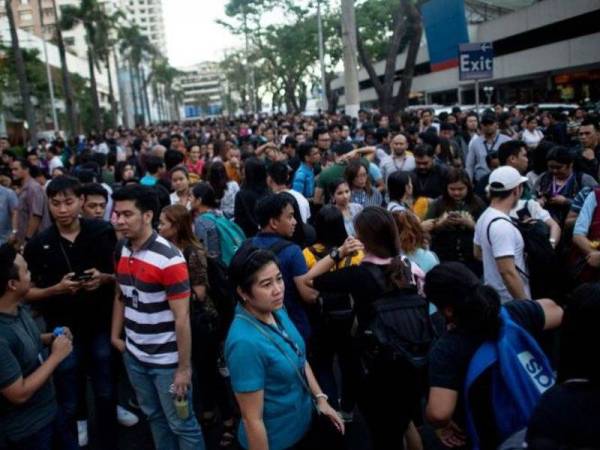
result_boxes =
[5,0,37,145]
[49,0,77,136]
[60,0,108,133]
[148,58,182,122]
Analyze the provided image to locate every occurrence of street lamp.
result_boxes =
[483,85,494,106]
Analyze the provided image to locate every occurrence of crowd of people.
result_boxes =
[0,103,599,450]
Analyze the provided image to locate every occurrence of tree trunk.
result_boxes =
[86,46,103,133]
[341,0,360,118]
[394,3,423,110]
[139,66,151,124]
[325,71,339,113]
[105,53,118,128]
[128,60,140,126]
[51,0,77,136]
[5,0,37,145]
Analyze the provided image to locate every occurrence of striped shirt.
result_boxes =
[116,232,190,367]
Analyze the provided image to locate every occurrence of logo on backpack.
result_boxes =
[517,351,554,393]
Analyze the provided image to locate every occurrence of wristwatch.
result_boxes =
[329,247,342,263]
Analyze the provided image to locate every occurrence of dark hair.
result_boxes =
[112,184,159,217]
[580,118,598,130]
[0,244,19,297]
[207,161,229,200]
[546,145,574,165]
[345,159,372,194]
[313,205,348,248]
[531,140,554,175]
[297,141,316,162]
[243,157,268,193]
[47,145,60,156]
[79,182,108,202]
[425,262,501,339]
[559,283,600,383]
[161,204,201,251]
[145,155,165,175]
[169,165,189,179]
[267,161,289,186]
[498,140,527,165]
[115,162,135,183]
[419,132,439,149]
[228,244,280,302]
[254,193,294,228]
[191,182,219,208]
[387,170,411,202]
[525,115,538,125]
[14,157,31,171]
[312,127,329,141]
[46,176,81,199]
[437,137,456,164]
[354,206,400,259]
[442,168,475,209]
[328,178,349,198]
[164,149,185,171]
[413,144,435,159]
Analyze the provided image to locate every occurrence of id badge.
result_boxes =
[132,289,139,309]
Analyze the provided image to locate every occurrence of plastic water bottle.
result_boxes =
[169,384,189,420]
[53,327,64,337]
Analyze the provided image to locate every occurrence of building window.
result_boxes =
[20,0,29,5]
[19,11,33,21]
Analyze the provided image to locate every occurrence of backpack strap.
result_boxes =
[486,217,529,279]
[267,238,294,255]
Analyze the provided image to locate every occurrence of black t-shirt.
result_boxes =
[526,381,600,450]
[411,165,448,199]
[428,300,546,446]
[23,219,117,334]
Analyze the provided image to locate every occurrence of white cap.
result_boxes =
[487,166,528,192]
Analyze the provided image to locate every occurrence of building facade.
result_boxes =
[178,61,224,119]
[126,0,167,56]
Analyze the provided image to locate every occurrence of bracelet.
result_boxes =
[315,393,328,401]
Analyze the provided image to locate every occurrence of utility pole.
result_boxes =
[316,0,327,112]
[341,0,360,118]
[38,0,58,131]
[242,5,256,115]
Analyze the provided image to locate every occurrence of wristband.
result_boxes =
[315,393,328,401]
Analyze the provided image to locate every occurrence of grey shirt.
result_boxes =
[466,133,511,182]
[379,153,416,183]
[16,178,51,242]
[0,186,18,244]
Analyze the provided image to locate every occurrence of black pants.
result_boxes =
[290,411,345,450]
[357,356,425,450]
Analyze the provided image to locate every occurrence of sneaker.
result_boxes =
[77,420,89,447]
[117,405,139,427]
[339,410,354,423]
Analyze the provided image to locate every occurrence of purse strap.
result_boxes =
[235,313,312,396]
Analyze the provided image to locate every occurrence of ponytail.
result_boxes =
[454,285,501,340]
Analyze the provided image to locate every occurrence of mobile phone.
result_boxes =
[72,272,93,282]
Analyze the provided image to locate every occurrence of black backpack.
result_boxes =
[362,262,435,370]
[486,210,560,299]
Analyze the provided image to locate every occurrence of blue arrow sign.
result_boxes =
[459,42,494,81]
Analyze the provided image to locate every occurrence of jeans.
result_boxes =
[3,419,55,450]
[123,351,205,450]
[54,330,117,450]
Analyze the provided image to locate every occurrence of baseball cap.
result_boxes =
[487,166,528,192]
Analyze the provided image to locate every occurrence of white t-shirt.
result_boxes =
[48,156,63,173]
[474,207,531,303]
[285,189,311,223]
[510,199,551,223]
[521,128,544,148]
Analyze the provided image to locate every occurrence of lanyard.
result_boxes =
[483,134,500,155]
[551,174,573,196]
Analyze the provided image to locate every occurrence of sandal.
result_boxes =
[219,422,237,448]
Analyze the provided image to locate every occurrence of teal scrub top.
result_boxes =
[225,304,313,449]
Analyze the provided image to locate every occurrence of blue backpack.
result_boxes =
[202,212,246,266]
[464,307,555,450]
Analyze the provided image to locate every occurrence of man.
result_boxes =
[0,243,74,450]
[572,188,600,280]
[411,144,448,200]
[282,136,300,173]
[292,141,320,200]
[46,145,64,174]
[252,194,317,341]
[576,119,600,178]
[140,155,165,187]
[440,123,467,162]
[474,166,531,303]
[379,133,416,182]
[497,140,561,247]
[11,158,51,244]
[269,161,311,223]
[313,127,332,155]
[314,143,375,205]
[111,185,205,449]
[79,183,109,220]
[23,176,118,449]
[466,113,511,183]
[0,184,18,245]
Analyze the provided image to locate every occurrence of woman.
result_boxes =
[186,145,205,180]
[424,262,563,450]
[158,205,237,448]
[521,116,544,149]
[423,168,484,276]
[225,246,344,450]
[345,160,383,207]
[330,179,362,237]
[304,207,427,450]
[302,206,363,420]
[169,166,193,210]
[387,170,413,213]
[114,161,136,187]
[437,137,462,169]
[394,211,439,273]
[499,112,518,139]
[234,157,269,237]
[207,161,239,219]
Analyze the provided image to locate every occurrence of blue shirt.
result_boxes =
[292,163,315,199]
[573,189,597,237]
[140,173,157,186]
[0,186,17,245]
[225,305,313,450]
[251,233,310,340]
